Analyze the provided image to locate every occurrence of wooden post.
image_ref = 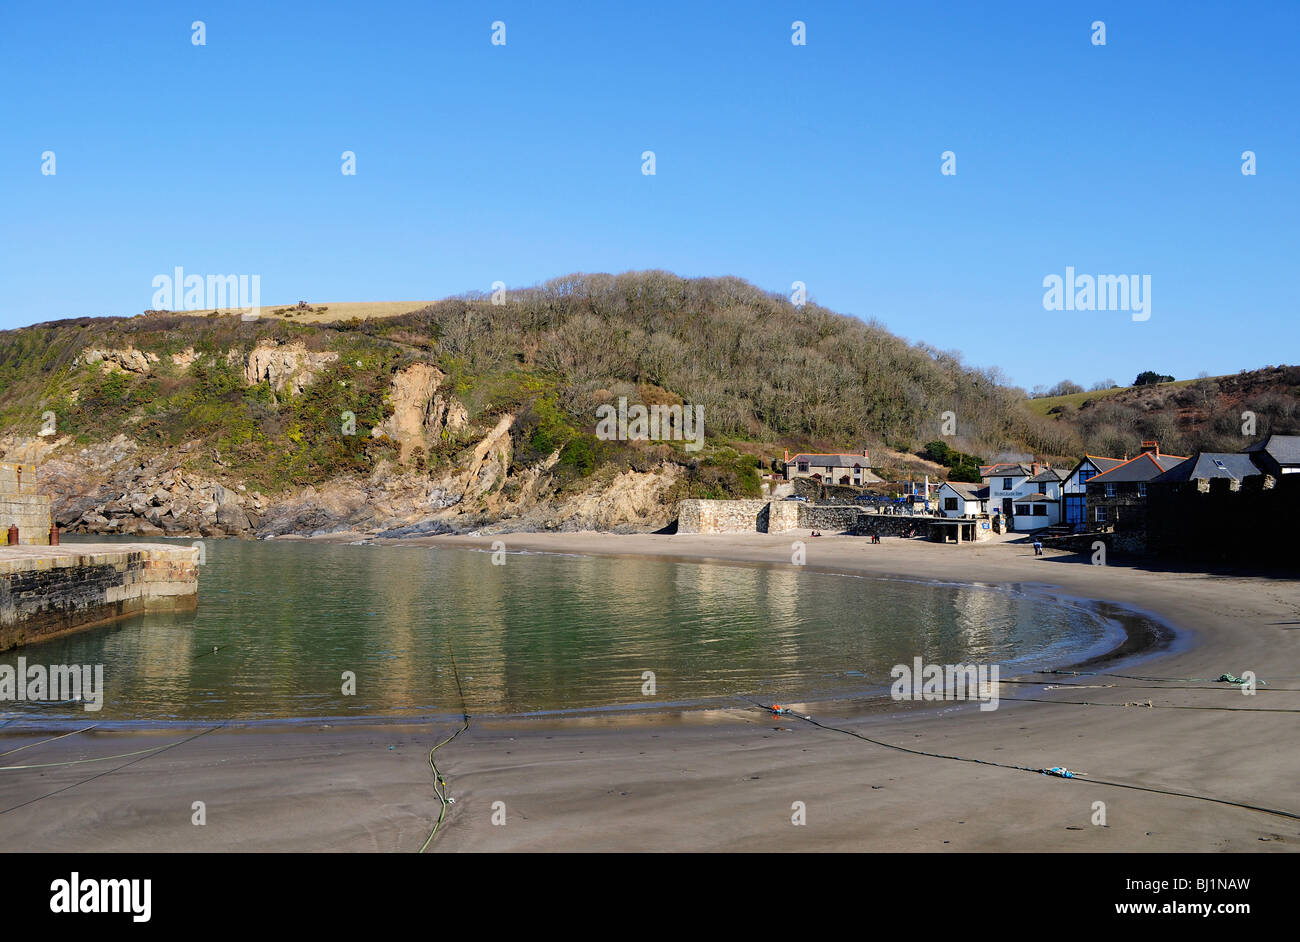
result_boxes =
[7,525,18,545]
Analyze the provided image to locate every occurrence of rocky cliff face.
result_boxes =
[244,340,339,396]
[6,413,679,539]
[79,347,157,374]
[2,326,692,538]
[371,363,469,459]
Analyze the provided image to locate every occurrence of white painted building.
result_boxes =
[936,481,989,518]
[980,461,1069,531]
[1012,467,1065,529]
[980,462,1031,521]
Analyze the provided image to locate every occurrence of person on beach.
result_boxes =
[870,532,881,544]
[1032,540,1043,556]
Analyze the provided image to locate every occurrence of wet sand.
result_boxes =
[1,532,1297,851]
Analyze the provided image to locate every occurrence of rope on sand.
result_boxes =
[0,724,98,758]
[1043,669,1274,687]
[739,697,1300,822]
[418,642,471,853]
[999,694,1300,713]
[0,724,224,816]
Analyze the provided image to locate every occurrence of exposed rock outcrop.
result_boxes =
[171,347,202,370]
[460,413,514,497]
[80,347,155,374]
[371,363,470,459]
[244,341,339,395]
[9,396,679,541]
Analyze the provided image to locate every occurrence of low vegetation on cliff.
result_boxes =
[0,271,1292,534]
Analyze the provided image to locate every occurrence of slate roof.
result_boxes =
[1063,455,1125,482]
[1243,434,1300,467]
[1014,492,1058,502]
[790,453,871,468]
[1087,456,1129,472]
[1150,453,1261,484]
[941,482,988,500]
[1088,452,1188,484]
[980,463,1031,478]
[1027,468,1063,483]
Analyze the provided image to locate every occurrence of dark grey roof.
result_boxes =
[942,482,988,500]
[1151,453,1261,484]
[791,454,871,468]
[1089,452,1188,484]
[1014,493,1058,502]
[1243,434,1300,466]
[1027,468,1063,483]
[980,463,1031,478]
[1089,456,1128,472]
[1065,455,1126,481]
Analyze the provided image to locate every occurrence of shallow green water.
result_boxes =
[1,538,1127,724]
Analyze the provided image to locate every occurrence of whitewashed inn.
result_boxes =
[965,455,1129,532]
[976,462,1067,532]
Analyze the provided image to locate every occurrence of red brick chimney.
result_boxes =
[1031,461,1039,475]
[862,449,869,460]
[784,449,790,462]
[1141,440,1159,456]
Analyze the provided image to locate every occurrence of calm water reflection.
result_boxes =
[1,538,1125,723]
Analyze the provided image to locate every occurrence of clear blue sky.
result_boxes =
[2,1,1296,391]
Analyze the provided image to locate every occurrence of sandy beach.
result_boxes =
[1,532,1296,852]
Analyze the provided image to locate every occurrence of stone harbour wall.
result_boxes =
[678,499,872,534]
[675,499,771,534]
[849,513,941,537]
[0,543,199,651]
[799,504,863,532]
[767,500,800,533]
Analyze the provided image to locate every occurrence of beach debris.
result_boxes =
[1217,673,1265,687]
[1041,766,1079,779]
[1123,699,1154,708]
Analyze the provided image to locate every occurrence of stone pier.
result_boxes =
[0,543,199,651]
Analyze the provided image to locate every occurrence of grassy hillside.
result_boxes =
[1025,377,1219,418]
[0,271,1199,495]
[1027,366,1300,458]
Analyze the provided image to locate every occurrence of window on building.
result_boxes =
[1105,483,1116,497]
[944,497,958,511]
[1095,507,1108,522]
[798,462,808,473]
[1003,477,1012,490]
[1033,504,1048,516]
[1014,504,1030,515]
[1078,468,1095,486]
[1138,483,1147,497]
